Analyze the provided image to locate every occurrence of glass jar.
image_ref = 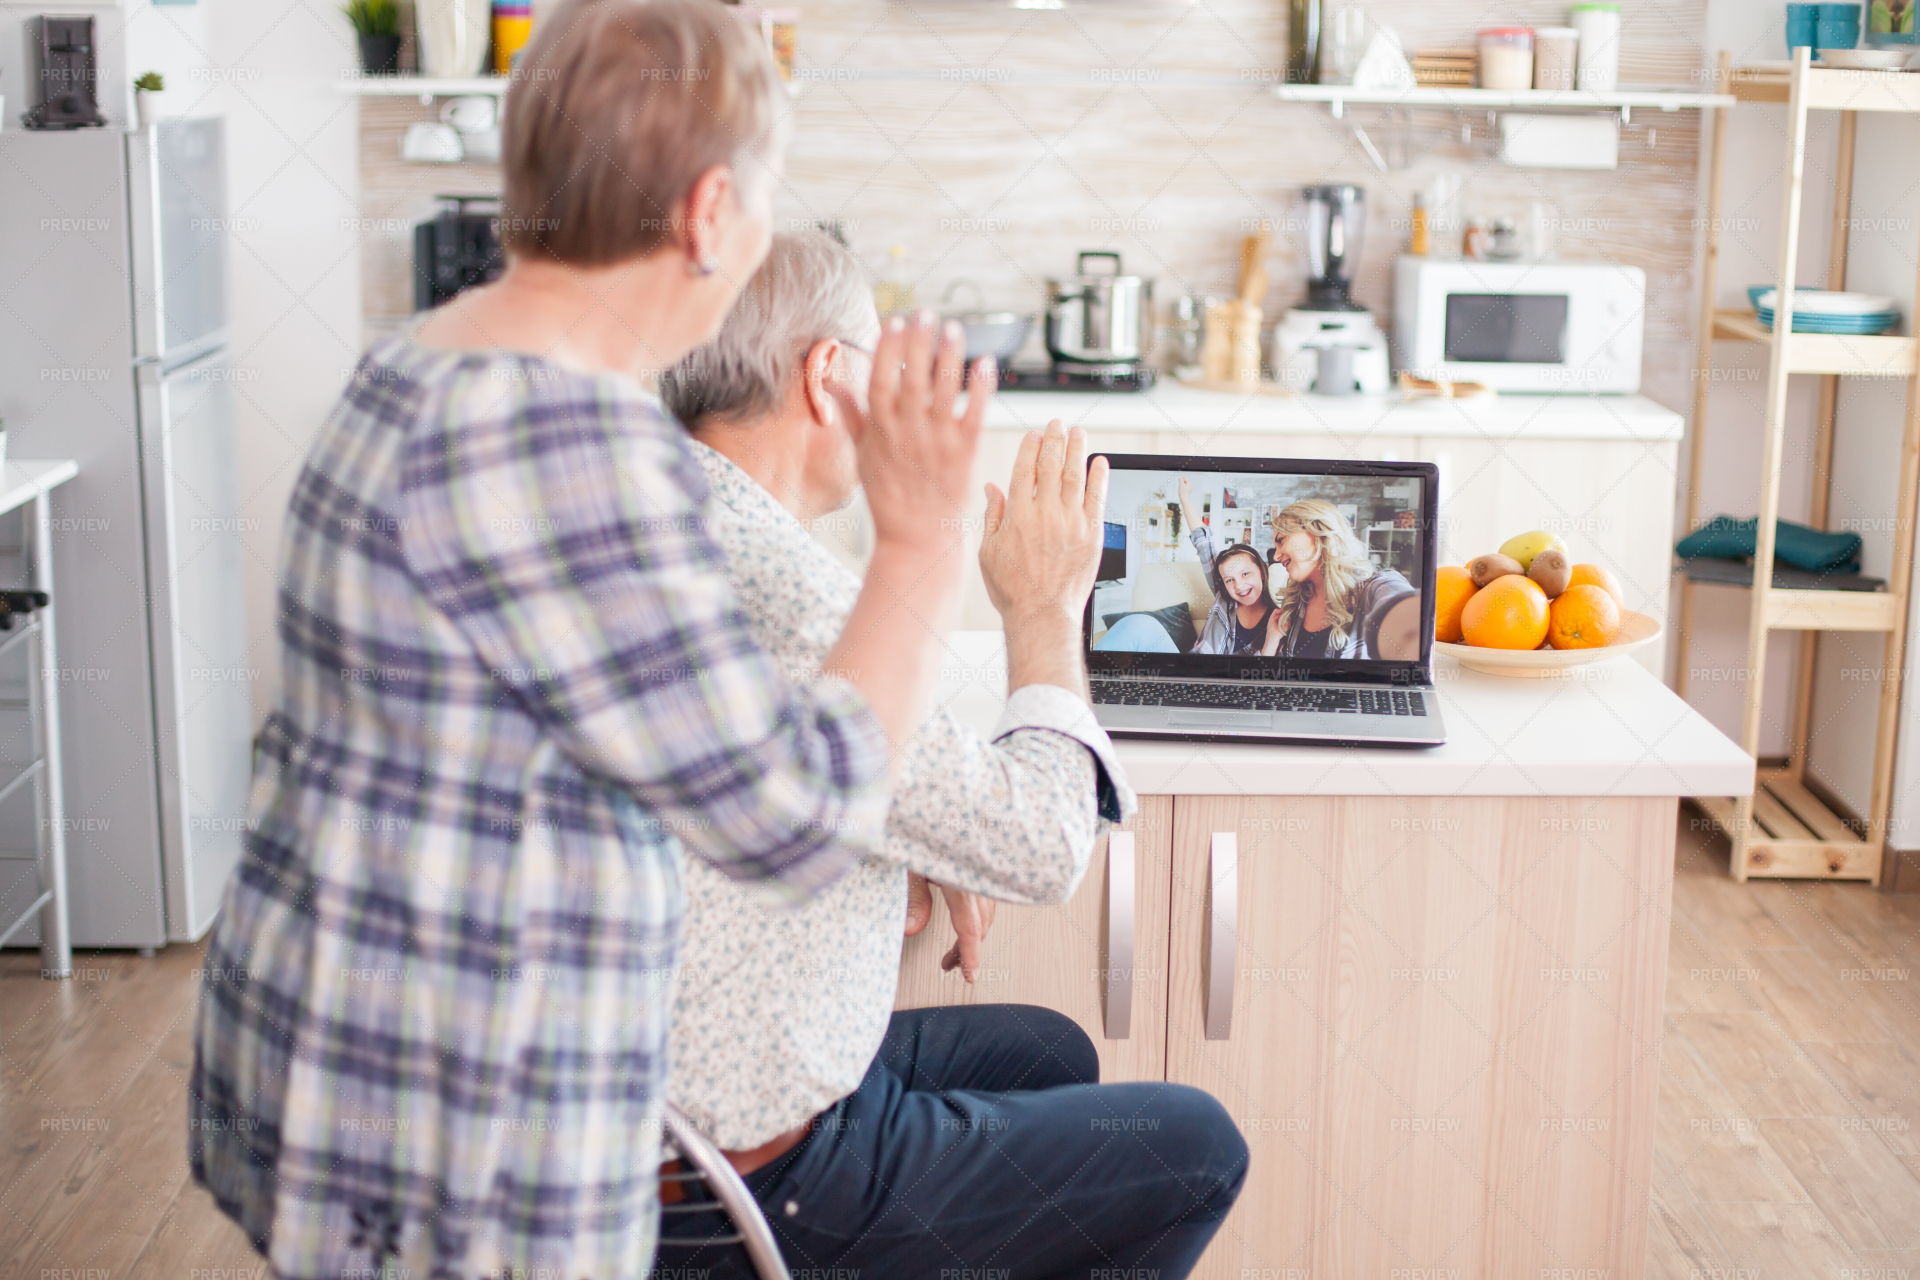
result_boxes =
[1477,28,1534,90]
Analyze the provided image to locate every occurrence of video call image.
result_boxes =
[1091,468,1428,662]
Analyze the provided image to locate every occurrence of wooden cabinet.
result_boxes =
[899,792,1680,1280]
[895,795,1173,1084]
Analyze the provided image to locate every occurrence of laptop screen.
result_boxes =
[1086,455,1438,683]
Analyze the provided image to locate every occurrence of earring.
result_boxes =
[688,253,718,277]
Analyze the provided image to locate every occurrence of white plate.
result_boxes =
[1818,49,1912,69]
[1435,611,1662,678]
[1755,288,1899,315]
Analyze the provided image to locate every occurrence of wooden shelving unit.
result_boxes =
[1677,50,1920,884]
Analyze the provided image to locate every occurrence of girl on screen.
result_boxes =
[1178,477,1278,655]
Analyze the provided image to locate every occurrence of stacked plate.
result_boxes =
[1749,286,1900,334]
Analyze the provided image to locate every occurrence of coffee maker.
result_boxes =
[1274,184,1391,394]
[24,16,107,130]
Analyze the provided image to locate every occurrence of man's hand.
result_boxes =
[937,885,997,983]
[979,419,1110,693]
[903,874,998,983]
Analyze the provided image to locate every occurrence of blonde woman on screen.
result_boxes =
[1263,498,1421,660]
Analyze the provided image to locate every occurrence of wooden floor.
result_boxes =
[5,807,1920,1277]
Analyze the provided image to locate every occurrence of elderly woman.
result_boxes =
[186,4,991,1278]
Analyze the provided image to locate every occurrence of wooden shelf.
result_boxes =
[1733,64,1920,112]
[1678,49,1920,885]
[1764,588,1902,631]
[1710,307,1916,375]
[1694,772,1876,879]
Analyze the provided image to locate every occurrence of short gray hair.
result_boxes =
[660,231,878,427]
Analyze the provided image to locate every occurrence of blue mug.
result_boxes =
[1787,1,1820,52]
[1818,0,1862,49]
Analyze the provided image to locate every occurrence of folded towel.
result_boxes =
[1676,515,1862,575]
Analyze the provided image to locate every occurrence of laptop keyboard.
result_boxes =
[1092,679,1427,717]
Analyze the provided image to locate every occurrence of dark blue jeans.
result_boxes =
[654,1004,1249,1280]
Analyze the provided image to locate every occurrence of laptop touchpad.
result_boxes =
[1167,709,1273,729]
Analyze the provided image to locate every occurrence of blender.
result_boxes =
[1275,184,1391,394]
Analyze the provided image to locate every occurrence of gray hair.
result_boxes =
[660,230,879,427]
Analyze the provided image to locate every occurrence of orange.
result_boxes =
[1567,563,1625,609]
[1547,584,1621,649]
[1459,574,1550,650]
[1434,566,1476,643]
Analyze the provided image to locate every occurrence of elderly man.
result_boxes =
[653,231,1249,1280]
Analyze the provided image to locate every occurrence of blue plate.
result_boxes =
[1755,311,1899,334]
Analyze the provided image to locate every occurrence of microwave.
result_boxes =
[1393,258,1645,394]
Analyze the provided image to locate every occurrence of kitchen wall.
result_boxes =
[361,0,1710,422]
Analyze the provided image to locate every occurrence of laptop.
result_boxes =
[1086,453,1445,747]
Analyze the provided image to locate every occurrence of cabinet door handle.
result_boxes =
[1206,831,1238,1040]
[1104,830,1135,1039]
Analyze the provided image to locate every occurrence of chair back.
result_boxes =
[656,1104,789,1280]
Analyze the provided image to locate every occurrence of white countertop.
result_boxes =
[934,631,1753,799]
[0,460,80,517]
[982,384,1684,443]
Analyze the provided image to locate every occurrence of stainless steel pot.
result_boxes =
[1045,251,1153,365]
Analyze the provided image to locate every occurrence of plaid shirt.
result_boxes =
[189,334,890,1280]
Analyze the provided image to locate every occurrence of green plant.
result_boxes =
[343,0,400,37]
[133,71,164,92]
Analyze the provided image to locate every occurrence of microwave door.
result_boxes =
[1443,293,1571,365]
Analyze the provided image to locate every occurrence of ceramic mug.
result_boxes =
[439,95,496,132]
[401,121,464,164]
[1818,0,1863,48]
[1786,0,1821,52]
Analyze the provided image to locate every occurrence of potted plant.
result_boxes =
[133,71,165,129]
[345,0,402,75]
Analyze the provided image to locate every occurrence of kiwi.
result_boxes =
[1528,548,1572,598]
[1468,553,1524,589]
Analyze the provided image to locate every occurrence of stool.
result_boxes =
[657,1104,787,1280]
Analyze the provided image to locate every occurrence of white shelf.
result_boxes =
[338,75,511,98]
[1273,83,1736,117]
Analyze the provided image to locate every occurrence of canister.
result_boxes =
[493,2,533,75]
[1569,2,1620,92]
[1478,28,1535,90]
[1534,26,1579,90]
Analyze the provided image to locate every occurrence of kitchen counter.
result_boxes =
[906,631,1749,1280]
[983,383,1685,442]
[937,631,1751,797]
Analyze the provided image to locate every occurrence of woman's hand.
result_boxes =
[1262,607,1285,656]
[844,313,993,556]
[1177,475,1200,533]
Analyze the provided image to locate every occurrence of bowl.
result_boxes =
[950,311,1034,361]
[1435,610,1663,678]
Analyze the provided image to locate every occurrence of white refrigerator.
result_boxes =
[0,118,254,946]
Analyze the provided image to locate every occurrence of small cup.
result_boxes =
[1817,0,1862,50]
[1786,0,1821,53]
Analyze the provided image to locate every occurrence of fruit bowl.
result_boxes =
[1435,611,1663,678]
